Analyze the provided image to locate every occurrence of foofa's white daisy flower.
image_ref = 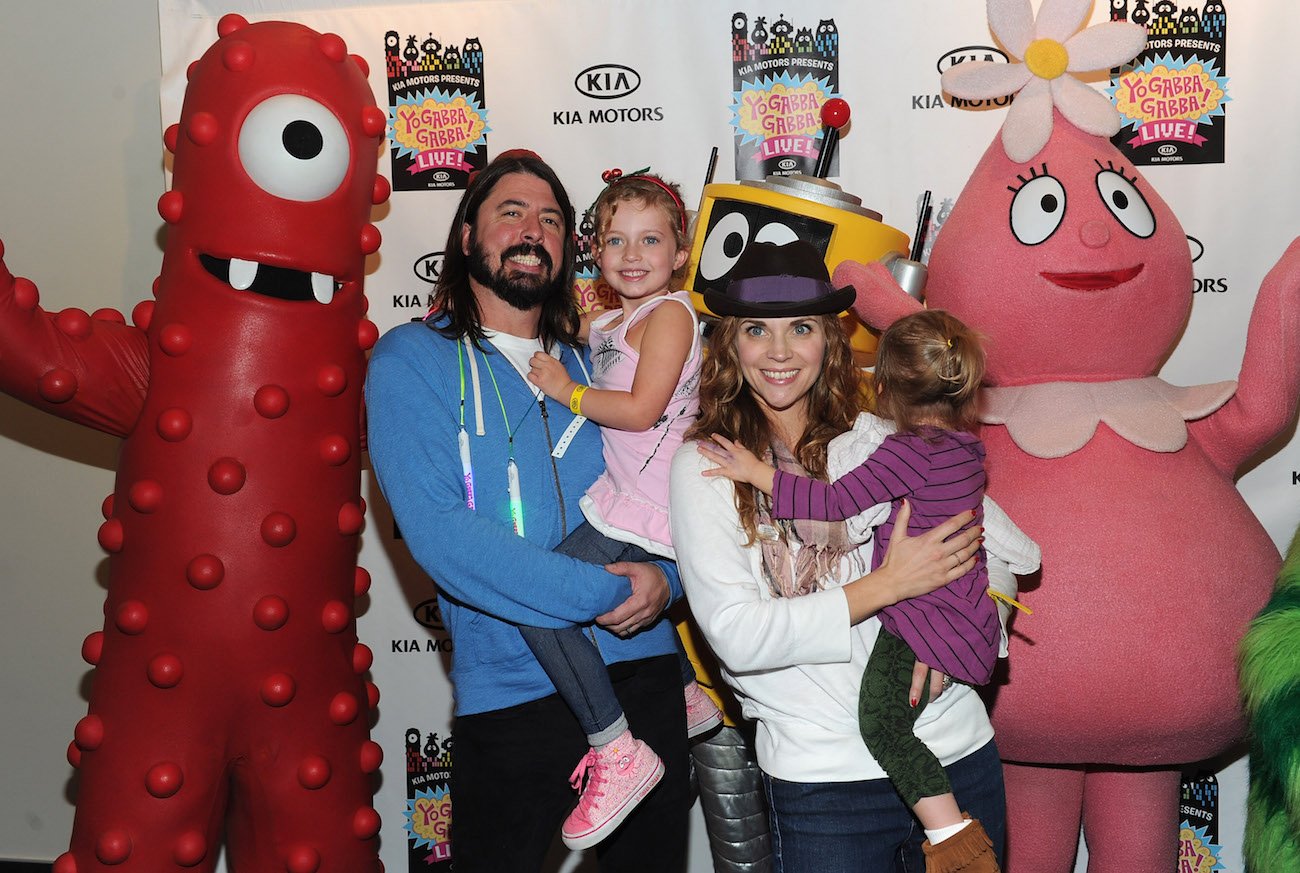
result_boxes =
[941,0,1146,163]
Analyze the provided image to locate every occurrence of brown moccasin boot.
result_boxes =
[921,815,1000,873]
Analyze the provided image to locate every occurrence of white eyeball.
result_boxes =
[238,94,350,202]
[1009,174,1067,246]
[753,222,800,246]
[699,211,752,282]
[1096,170,1156,239]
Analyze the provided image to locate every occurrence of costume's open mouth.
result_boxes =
[1040,264,1144,291]
[199,254,342,304]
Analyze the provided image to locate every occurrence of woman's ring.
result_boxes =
[941,675,953,690]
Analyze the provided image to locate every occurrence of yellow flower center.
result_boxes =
[1025,38,1069,80]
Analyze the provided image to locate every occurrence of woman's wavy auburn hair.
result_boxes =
[689,314,865,543]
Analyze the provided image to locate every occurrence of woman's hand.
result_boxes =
[909,660,951,707]
[842,500,981,623]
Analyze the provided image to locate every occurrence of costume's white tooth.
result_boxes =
[228,258,257,291]
[311,272,335,305]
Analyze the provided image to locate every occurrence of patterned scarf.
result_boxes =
[755,440,857,600]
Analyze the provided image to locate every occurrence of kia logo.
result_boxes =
[937,45,1009,75]
[575,64,641,99]
[1187,235,1204,263]
[413,252,444,285]
[413,598,445,630]
[432,170,451,182]
[777,158,797,171]
[1157,144,1178,156]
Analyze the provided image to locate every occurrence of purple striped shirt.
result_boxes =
[771,427,997,684]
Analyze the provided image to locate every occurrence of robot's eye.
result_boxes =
[1095,170,1156,239]
[698,212,752,282]
[753,222,800,246]
[1009,174,1067,246]
[238,95,350,202]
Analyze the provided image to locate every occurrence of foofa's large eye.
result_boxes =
[1096,169,1156,239]
[1009,174,1067,246]
[238,94,350,202]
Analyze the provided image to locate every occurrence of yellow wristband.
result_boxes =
[569,384,589,416]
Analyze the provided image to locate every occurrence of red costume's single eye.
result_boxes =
[238,94,351,201]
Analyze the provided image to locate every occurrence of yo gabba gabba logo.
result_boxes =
[385,29,490,190]
[1178,823,1225,873]
[729,12,841,178]
[405,727,454,869]
[1111,56,1228,155]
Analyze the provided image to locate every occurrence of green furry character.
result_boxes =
[1241,528,1300,871]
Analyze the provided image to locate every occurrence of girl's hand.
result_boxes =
[874,500,982,605]
[527,352,576,404]
[698,434,771,487]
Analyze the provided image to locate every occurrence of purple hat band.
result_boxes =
[729,275,838,306]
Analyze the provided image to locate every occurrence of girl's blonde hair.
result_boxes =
[873,309,985,434]
[689,314,865,543]
[591,174,690,280]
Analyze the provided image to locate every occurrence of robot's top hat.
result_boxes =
[704,240,855,318]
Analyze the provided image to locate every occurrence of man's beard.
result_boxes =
[467,239,561,311]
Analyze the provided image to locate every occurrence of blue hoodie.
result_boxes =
[365,318,683,716]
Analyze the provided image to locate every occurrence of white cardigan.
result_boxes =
[668,421,1036,783]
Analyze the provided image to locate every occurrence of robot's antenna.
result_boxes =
[812,98,850,179]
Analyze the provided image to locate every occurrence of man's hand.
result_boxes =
[596,561,670,637]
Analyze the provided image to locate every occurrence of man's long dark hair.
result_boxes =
[430,152,580,351]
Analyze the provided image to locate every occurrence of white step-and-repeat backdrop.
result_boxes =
[10,1,1297,870]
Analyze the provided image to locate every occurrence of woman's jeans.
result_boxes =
[762,740,1006,873]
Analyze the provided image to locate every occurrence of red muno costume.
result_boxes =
[0,15,390,872]
[836,0,1300,870]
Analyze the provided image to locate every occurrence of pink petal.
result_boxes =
[1065,22,1147,72]
[942,61,1032,100]
[988,0,1035,57]
[1052,76,1123,137]
[1034,0,1092,43]
[1001,77,1055,163]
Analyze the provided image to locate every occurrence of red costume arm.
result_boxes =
[1190,236,1300,474]
[835,258,922,332]
[0,243,149,438]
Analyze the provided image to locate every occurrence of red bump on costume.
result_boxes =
[216,13,249,37]
[329,692,359,725]
[350,54,369,77]
[185,554,224,590]
[92,308,126,324]
[353,566,371,597]
[318,33,347,63]
[159,323,193,356]
[316,364,347,396]
[352,643,373,674]
[95,830,132,865]
[352,807,381,840]
[321,601,350,634]
[298,754,332,789]
[13,276,39,310]
[338,502,364,535]
[81,632,103,666]
[150,276,160,298]
[260,673,297,707]
[222,41,255,73]
[286,846,321,873]
[131,299,154,330]
[66,742,82,769]
[97,519,124,553]
[115,600,148,635]
[38,368,78,403]
[53,853,77,873]
[320,435,351,466]
[254,595,289,631]
[74,715,105,751]
[156,408,192,442]
[360,107,386,139]
[360,741,383,774]
[357,319,378,351]
[208,457,246,495]
[101,494,115,519]
[147,653,184,688]
[371,175,392,206]
[261,512,297,547]
[186,111,219,146]
[163,123,179,153]
[185,60,199,81]
[173,831,208,867]
[365,681,380,709]
[158,191,184,224]
[145,762,184,798]
[127,480,163,513]
[253,384,290,418]
[359,225,381,255]
[55,309,92,339]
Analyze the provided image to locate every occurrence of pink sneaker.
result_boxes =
[684,681,723,738]
[561,731,664,850]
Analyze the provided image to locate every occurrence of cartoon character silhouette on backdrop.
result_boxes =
[836,0,1300,870]
[0,15,390,872]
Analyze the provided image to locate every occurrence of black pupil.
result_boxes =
[1040,194,1059,213]
[283,120,323,160]
[723,232,745,259]
[1112,190,1130,210]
